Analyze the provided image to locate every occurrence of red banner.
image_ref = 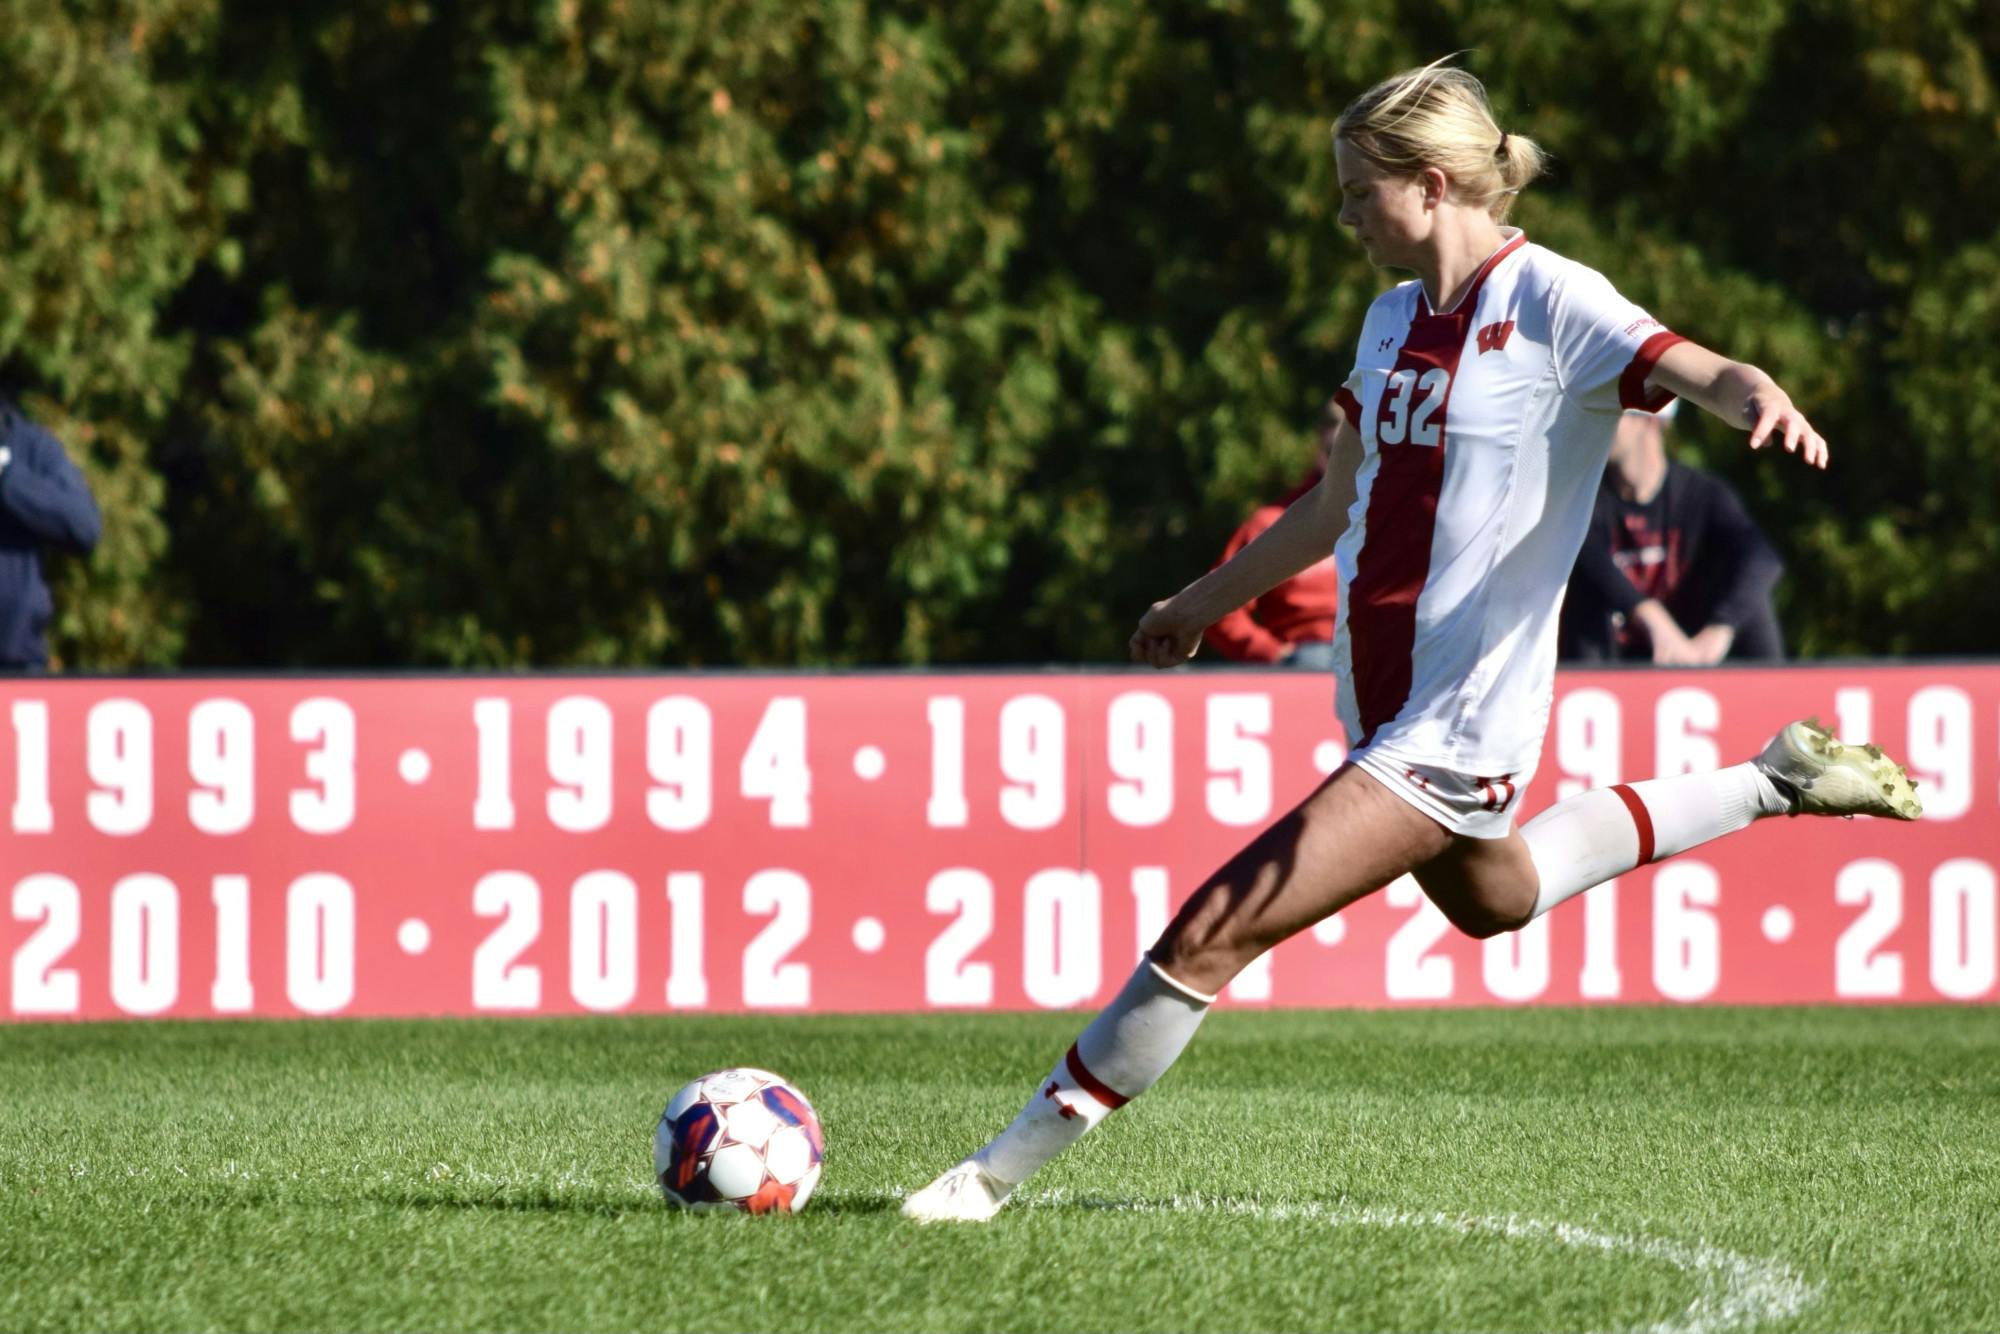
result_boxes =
[2,667,1995,1019]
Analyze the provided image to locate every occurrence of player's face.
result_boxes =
[1335,139,1430,269]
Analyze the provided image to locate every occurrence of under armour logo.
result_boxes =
[1475,320,1515,354]
[1043,1080,1078,1120]
[1378,336,1395,351]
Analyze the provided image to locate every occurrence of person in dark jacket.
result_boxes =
[0,401,101,671]
[1559,398,1784,665]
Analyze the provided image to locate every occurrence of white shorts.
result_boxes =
[1350,749,1528,840]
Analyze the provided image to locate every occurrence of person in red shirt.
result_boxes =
[1201,398,1342,667]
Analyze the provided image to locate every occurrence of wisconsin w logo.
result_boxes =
[1476,320,1516,354]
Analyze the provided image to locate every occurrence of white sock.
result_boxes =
[1525,762,1789,920]
[974,959,1214,1186]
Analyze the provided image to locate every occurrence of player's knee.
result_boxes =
[1447,892,1535,940]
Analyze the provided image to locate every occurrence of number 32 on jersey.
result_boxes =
[1376,368,1450,447]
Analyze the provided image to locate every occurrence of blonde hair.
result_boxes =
[1334,58,1546,221]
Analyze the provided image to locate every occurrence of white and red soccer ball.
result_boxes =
[653,1068,824,1213]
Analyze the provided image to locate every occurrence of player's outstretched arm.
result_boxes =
[1647,341,1829,469]
[1129,419,1361,668]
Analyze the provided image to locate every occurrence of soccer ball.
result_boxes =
[653,1067,824,1213]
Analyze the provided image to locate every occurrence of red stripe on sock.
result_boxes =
[1064,1044,1130,1110]
[1610,783,1656,865]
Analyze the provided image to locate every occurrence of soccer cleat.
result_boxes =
[900,1158,1014,1224]
[1754,718,1922,821]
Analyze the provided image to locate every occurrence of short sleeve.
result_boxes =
[1333,366,1363,430]
[1550,268,1688,412]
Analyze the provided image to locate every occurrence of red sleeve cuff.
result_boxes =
[1333,385,1363,429]
[1618,330,1689,411]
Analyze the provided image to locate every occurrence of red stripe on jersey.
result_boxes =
[1618,330,1689,410]
[1349,330,1456,742]
[1064,1043,1131,1110]
[1333,385,1362,429]
[1349,234,1527,743]
[1610,783,1657,865]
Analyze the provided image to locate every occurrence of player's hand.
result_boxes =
[1744,387,1829,470]
[1129,599,1204,669]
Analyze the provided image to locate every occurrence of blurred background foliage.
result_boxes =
[0,0,1995,668]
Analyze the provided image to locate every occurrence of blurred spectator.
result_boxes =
[1560,399,1783,665]
[1203,398,1342,667]
[0,401,101,672]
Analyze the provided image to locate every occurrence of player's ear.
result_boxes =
[1420,166,1450,209]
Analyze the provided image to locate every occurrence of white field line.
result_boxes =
[866,1187,1820,1334]
[47,1163,1819,1334]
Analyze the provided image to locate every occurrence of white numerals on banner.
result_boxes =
[1655,688,1719,776]
[472,697,516,829]
[665,873,708,1008]
[743,869,811,1007]
[925,697,969,828]
[1834,858,1903,998]
[211,875,253,1012]
[11,701,52,833]
[1931,859,1997,999]
[473,871,542,1010]
[1833,686,1872,745]
[10,874,80,1015]
[570,870,638,1011]
[1206,693,1272,826]
[286,873,356,1014]
[1022,869,1101,1008]
[1385,877,1452,1000]
[188,699,255,835]
[87,699,153,836]
[1130,866,1170,963]
[473,695,811,832]
[742,699,811,828]
[111,873,179,1016]
[290,699,356,834]
[1907,686,1971,820]
[1653,862,1719,1001]
[924,868,995,1007]
[1555,687,1621,799]
[11,872,357,1018]
[1107,692,1173,827]
[1483,914,1549,1002]
[646,697,712,832]
[547,696,614,833]
[1000,695,1065,831]
[1229,951,1274,1003]
[1580,880,1623,999]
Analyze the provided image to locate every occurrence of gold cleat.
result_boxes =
[1754,718,1923,821]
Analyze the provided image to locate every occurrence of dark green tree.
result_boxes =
[0,0,1992,667]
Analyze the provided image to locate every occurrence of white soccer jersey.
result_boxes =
[1327,229,1685,781]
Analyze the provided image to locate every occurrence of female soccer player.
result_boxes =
[904,59,1921,1223]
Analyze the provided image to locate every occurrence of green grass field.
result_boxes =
[2,1007,1996,1332]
